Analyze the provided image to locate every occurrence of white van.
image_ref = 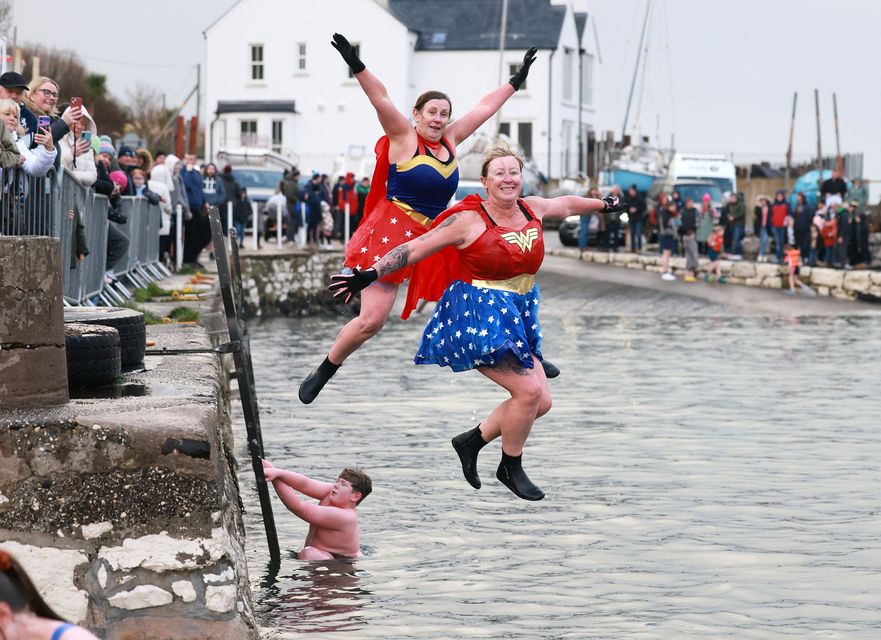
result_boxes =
[667,153,737,195]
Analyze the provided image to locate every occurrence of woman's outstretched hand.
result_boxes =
[331,33,366,74]
[509,47,538,90]
[602,195,629,213]
[329,267,378,303]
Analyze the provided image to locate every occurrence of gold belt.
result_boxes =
[471,274,535,294]
[390,198,432,228]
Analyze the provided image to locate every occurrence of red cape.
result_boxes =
[401,193,485,320]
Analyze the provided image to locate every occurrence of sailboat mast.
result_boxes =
[493,0,509,141]
[621,0,652,139]
[785,91,797,191]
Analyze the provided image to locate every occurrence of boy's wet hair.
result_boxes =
[339,468,372,504]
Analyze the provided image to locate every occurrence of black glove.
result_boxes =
[329,267,378,303]
[509,47,538,91]
[602,196,628,214]
[331,33,365,75]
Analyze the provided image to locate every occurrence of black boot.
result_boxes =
[496,451,545,501]
[298,357,340,404]
[540,359,560,379]
[451,425,488,489]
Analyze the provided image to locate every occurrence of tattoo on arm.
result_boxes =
[415,214,459,243]
[376,245,409,277]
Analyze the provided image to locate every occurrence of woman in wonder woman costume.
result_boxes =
[329,144,627,501]
[298,33,544,404]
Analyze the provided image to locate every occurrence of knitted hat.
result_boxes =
[109,170,128,190]
[99,140,115,157]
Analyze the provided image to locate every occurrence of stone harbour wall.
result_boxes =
[0,237,69,407]
[554,249,881,300]
[0,324,257,639]
[240,248,348,317]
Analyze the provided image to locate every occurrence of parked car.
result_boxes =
[647,178,724,211]
[449,179,486,206]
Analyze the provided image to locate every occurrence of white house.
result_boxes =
[203,0,598,181]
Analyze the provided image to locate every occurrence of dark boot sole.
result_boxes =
[541,359,560,379]
[496,468,545,501]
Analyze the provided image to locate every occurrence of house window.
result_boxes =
[297,42,307,71]
[347,43,361,78]
[272,120,283,153]
[563,48,573,101]
[250,44,264,81]
[240,120,258,146]
[508,63,527,91]
[582,53,594,106]
[499,122,511,137]
[518,122,533,159]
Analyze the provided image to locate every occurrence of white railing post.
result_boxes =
[298,202,307,248]
[252,202,259,251]
[175,204,183,272]
[226,201,233,246]
[344,202,351,247]
[276,201,283,249]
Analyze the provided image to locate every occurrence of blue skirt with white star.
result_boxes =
[413,280,543,373]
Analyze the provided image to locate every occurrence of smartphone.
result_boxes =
[69,97,83,110]
[81,131,92,143]
[37,115,51,130]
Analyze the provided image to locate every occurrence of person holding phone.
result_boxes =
[0,99,55,177]
[25,77,86,168]
[57,105,97,186]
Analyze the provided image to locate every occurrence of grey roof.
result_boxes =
[216,100,297,115]
[574,12,587,41]
[387,0,565,51]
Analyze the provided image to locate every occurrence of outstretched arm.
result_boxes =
[262,460,333,500]
[524,195,626,221]
[446,47,537,146]
[270,480,355,529]
[329,211,481,302]
[332,33,411,140]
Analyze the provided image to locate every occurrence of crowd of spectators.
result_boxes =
[579,171,874,281]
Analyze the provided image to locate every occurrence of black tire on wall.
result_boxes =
[63,307,146,368]
[65,323,121,388]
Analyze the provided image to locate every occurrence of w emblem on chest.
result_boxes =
[501,228,540,252]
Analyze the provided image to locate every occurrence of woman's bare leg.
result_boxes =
[328,281,398,363]
[451,355,550,493]
[299,281,399,404]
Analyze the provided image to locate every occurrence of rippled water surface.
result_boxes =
[233,271,881,639]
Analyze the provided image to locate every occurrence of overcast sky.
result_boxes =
[10,0,881,196]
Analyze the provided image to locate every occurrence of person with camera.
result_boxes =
[25,77,84,171]
[298,32,541,404]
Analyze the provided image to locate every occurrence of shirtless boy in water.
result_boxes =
[262,460,371,560]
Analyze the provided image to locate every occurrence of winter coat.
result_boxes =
[728,194,746,225]
[180,165,205,209]
[0,123,20,169]
[201,168,226,208]
[10,128,55,177]
[234,197,252,224]
[58,106,98,187]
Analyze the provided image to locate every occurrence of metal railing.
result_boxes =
[1,166,172,306]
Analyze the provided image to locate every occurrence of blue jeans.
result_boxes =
[629,220,643,252]
[233,221,245,246]
[758,228,769,259]
[772,226,785,262]
[578,216,591,250]
[733,225,744,255]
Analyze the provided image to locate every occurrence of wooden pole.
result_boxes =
[785,92,797,192]
[832,92,843,175]
[814,89,823,192]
